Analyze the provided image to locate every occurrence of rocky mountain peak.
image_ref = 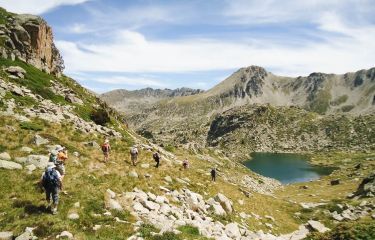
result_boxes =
[0,8,64,76]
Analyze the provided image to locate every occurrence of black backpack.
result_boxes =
[42,168,60,189]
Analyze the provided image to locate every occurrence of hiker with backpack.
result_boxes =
[39,162,62,215]
[101,139,111,163]
[211,167,217,182]
[153,150,161,168]
[130,146,139,166]
[56,147,68,180]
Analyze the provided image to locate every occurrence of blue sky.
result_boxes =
[0,0,374,93]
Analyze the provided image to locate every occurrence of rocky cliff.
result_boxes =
[0,8,64,76]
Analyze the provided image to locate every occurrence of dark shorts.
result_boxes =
[45,187,59,204]
[103,151,109,157]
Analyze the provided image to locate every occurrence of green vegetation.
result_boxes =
[0,7,13,25]
[309,89,332,114]
[330,95,348,106]
[19,122,44,131]
[308,218,375,240]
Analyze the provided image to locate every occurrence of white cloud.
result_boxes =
[57,15,375,78]
[90,75,166,88]
[0,0,90,14]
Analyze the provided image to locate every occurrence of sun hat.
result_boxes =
[105,139,109,143]
[56,146,64,152]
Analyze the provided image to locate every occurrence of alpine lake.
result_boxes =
[244,152,336,184]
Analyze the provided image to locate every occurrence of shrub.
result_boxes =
[90,108,110,126]
[164,145,176,153]
[20,122,43,131]
[178,225,199,235]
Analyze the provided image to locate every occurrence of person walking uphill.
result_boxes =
[211,167,217,182]
[101,139,111,163]
[153,150,161,168]
[130,146,139,166]
[40,162,62,215]
[56,147,68,180]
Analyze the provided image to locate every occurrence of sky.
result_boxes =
[0,0,374,93]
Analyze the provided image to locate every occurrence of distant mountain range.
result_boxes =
[101,66,375,158]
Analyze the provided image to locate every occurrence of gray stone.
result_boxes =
[0,152,11,161]
[5,66,26,78]
[214,193,233,213]
[307,220,330,233]
[65,94,83,105]
[164,176,173,183]
[33,134,49,146]
[0,232,13,240]
[225,223,241,239]
[68,213,79,220]
[0,160,22,170]
[25,155,49,169]
[129,170,138,178]
[25,164,36,173]
[106,199,123,211]
[57,231,73,239]
[212,203,226,216]
[20,147,33,153]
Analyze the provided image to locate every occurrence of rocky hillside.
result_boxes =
[0,7,374,240]
[104,66,375,158]
[101,87,203,115]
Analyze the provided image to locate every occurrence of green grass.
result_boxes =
[307,218,375,240]
[309,89,332,114]
[330,95,348,106]
[19,122,44,131]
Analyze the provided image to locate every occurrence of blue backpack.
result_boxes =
[42,168,60,189]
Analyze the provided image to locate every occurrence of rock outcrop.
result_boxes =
[0,8,64,76]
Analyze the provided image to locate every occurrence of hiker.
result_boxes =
[56,146,68,180]
[101,139,111,162]
[182,159,189,169]
[211,167,217,182]
[130,146,139,166]
[40,162,62,215]
[153,150,161,168]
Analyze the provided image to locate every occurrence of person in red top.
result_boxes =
[101,139,111,163]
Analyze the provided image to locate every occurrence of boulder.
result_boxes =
[225,223,241,239]
[33,134,49,146]
[164,176,173,183]
[214,193,233,213]
[0,232,13,240]
[331,179,340,186]
[129,170,138,178]
[106,199,123,211]
[354,173,375,197]
[67,213,79,220]
[65,94,83,105]
[15,229,33,240]
[56,231,73,239]
[25,164,36,173]
[0,160,22,170]
[20,147,33,153]
[5,66,26,78]
[84,141,100,149]
[0,152,11,161]
[212,203,226,216]
[24,155,49,169]
[307,220,330,233]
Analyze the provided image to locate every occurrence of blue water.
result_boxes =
[244,152,335,184]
